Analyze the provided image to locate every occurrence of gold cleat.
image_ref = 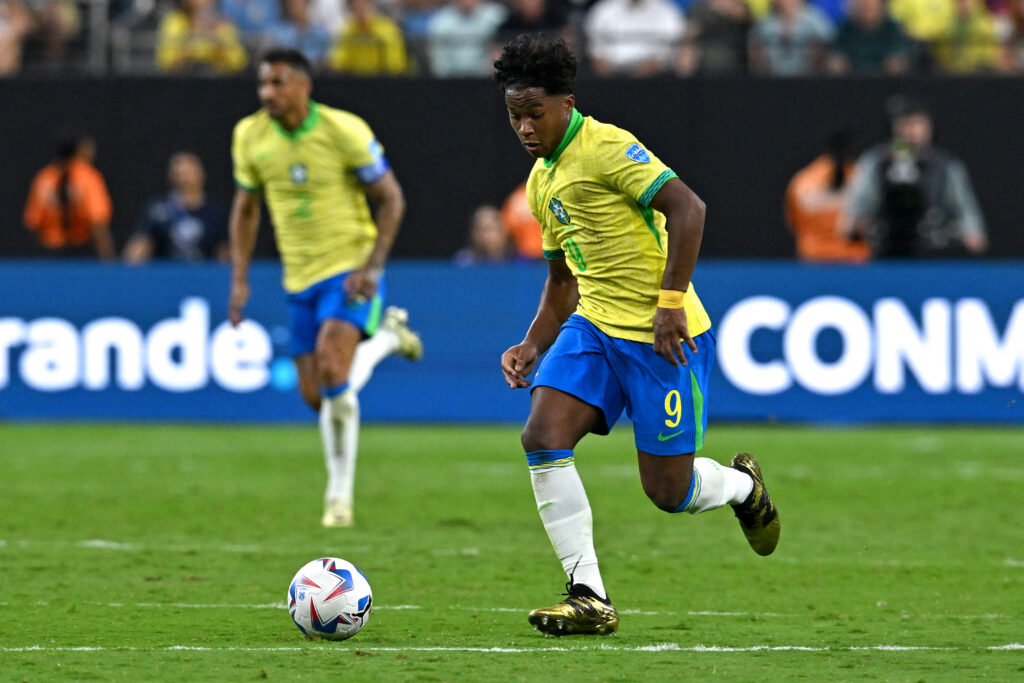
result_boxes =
[528,584,619,636]
[381,306,423,361]
[321,499,353,528]
[730,452,780,556]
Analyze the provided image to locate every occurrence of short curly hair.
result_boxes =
[493,34,577,95]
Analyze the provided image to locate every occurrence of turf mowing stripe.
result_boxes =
[2,644,1023,653]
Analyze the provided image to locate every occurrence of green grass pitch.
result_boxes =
[1,422,1022,681]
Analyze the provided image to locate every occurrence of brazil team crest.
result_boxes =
[290,163,308,184]
[626,144,651,163]
[549,197,571,226]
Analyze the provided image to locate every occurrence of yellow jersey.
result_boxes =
[232,101,389,293]
[527,110,711,344]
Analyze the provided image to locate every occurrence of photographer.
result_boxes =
[842,96,988,258]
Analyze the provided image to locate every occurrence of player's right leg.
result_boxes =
[521,315,626,636]
[521,387,619,636]
[347,306,423,393]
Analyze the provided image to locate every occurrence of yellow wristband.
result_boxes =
[657,289,686,309]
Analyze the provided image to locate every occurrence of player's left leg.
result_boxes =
[625,330,780,555]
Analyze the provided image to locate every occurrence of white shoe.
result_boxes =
[322,499,353,528]
[381,306,423,361]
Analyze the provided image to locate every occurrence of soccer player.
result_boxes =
[229,47,422,528]
[495,35,780,636]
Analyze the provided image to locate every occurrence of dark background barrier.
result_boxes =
[2,77,1022,260]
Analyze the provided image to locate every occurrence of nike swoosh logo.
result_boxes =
[658,430,685,442]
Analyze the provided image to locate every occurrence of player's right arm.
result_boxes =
[500,257,578,389]
[228,187,262,326]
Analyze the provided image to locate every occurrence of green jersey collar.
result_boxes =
[272,100,320,140]
[543,108,584,168]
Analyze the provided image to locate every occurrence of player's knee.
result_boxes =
[642,479,689,513]
[520,421,560,453]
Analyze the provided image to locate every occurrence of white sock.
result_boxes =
[348,329,399,394]
[682,457,754,514]
[529,456,607,600]
[319,390,360,505]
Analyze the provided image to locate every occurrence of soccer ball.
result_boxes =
[287,557,373,640]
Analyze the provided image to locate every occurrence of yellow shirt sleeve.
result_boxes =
[600,134,676,208]
[231,118,261,191]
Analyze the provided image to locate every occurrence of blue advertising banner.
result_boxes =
[1,260,1021,423]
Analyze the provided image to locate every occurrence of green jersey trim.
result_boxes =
[234,177,261,192]
[543,248,565,260]
[271,100,321,141]
[638,169,678,207]
[543,109,584,168]
[638,204,664,252]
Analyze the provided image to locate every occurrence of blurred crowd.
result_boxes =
[2,0,1024,76]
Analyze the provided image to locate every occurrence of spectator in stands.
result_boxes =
[584,0,685,76]
[395,0,444,69]
[889,0,953,45]
[827,0,912,74]
[220,0,281,38]
[156,0,248,73]
[677,0,752,75]
[495,0,569,46]
[29,0,81,66]
[785,130,871,262]
[0,0,33,75]
[23,133,115,260]
[310,0,347,40]
[748,0,834,75]
[123,152,229,264]
[427,0,506,76]
[500,182,543,259]
[453,204,515,265]
[328,0,411,74]
[269,0,332,66]
[841,96,988,258]
[997,0,1024,71]
[932,0,1003,71]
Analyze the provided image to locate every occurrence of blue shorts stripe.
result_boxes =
[526,449,574,470]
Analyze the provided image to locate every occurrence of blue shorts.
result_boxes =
[532,314,715,455]
[286,271,386,357]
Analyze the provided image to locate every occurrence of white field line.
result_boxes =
[5,540,1024,573]
[0,601,1010,621]
[1,643,1023,654]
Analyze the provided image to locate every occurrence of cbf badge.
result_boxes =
[290,163,308,184]
[625,144,651,163]
[549,197,571,225]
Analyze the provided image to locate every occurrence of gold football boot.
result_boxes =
[730,452,780,556]
[528,583,619,636]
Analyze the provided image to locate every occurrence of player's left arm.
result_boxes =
[649,177,706,367]
[344,169,406,301]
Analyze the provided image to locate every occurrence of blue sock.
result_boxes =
[525,449,575,472]
[322,382,349,399]
[672,469,700,513]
